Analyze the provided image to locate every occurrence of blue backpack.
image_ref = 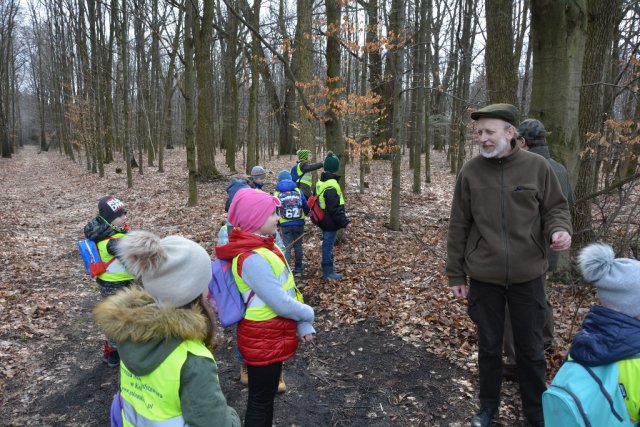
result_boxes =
[78,239,115,278]
[206,258,254,328]
[542,359,634,427]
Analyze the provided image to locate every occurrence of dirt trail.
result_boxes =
[0,146,531,426]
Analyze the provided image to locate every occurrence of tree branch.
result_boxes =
[219,0,321,120]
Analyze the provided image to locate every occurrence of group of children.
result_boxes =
[83,149,349,426]
[83,150,640,426]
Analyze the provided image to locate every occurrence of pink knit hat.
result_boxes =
[228,188,281,232]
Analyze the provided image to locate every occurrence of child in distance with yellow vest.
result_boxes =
[93,231,240,427]
[291,149,323,198]
[316,152,350,281]
[215,188,315,427]
[83,195,135,367]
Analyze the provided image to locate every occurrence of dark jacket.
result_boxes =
[570,305,640,366]
[93,288,240,427]
[445,145,572,286]
[224,178,251,212]
[318,171,350,231]
[528,144,575,271]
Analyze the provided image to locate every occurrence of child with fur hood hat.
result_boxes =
[93,231,240,427]
[215,188,315,427]
[567,243,640,423]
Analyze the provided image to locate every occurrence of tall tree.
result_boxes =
[387,0,405,230]
[529,0,587,173]
[291,0,314,155]
[485,0,518,104]
[572,0,621,246]
[324,0,346,168]
[246,0,261,170]
[184,0,198,205]
[194,0,221,179]
[222,0,240,171]
[411,0,427,193]
[119,0,133,187]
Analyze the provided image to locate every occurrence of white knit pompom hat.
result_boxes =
[577,243,640,318]
[118,231,212,307]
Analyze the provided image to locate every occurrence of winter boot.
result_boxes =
[106,350,120,368]
[103,340,120,368]
[239,363,249,385]
[277,372,286,393]
[322,265,343,281]
[471,406,498,427]
[325,272,343,281]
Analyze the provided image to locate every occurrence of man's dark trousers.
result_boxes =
[468,276,547,422]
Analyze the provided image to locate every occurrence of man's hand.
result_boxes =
[551,231,572,251]
[450,285,468,298]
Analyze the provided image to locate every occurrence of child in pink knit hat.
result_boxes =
[227,188,281,233]
[215,188,315,426]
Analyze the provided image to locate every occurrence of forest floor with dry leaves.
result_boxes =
[0,145,595,426]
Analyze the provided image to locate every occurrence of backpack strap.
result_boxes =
[549,384,592,427]
[578,363,625,422]
[100,236,118,269]
[236,251,256,305]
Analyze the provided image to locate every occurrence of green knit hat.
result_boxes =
[296,149,310,161]
[323,152,340,173]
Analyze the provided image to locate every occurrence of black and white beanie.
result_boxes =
[98,195,127,224]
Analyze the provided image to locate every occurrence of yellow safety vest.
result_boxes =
[232,247,302,321]
[296,163,313,188]
[97,233,135,282]
[315,179,344,210]
[120,340,215,427]
[618,357,640,422]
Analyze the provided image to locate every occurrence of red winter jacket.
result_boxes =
[215,229,298,366]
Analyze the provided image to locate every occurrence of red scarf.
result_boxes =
[215,228,286,265]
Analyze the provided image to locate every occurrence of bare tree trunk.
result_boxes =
[412,0,427,194]
[529,0,587,173]
[388,0,405,231]
[246,0,260,170]
[485,0,518,104]
[291,0,314,155]
[324,0,346,171]
[120,0,133,187]
[195,0,220,179]
[573,0,620,247]
[158,8,183,173]
[424,0,433,184]
[223,0,239,172]
[184,0,198,205]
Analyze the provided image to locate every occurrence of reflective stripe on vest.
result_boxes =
[121,340,215,427]
[232,247,299,321]
[297,163,313,187]
[97,234,136,282]
[274,188,306,224]
[315,179,344,209]
[618,356,640,423]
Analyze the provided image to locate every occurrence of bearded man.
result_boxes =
[445,103,572,427]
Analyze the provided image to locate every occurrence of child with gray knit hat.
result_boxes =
[93,231,240,426]
[558,243,640,424]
